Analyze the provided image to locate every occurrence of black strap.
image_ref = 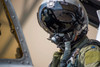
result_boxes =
[78,39,100,49]
[87,39,100,47]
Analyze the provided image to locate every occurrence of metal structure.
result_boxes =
[80,0,100,28]
[96,10,100,42]
[0,0,33,67]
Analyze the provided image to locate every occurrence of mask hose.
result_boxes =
[49,33,76,67]
[60,33,76,67]
[60,41,71,67]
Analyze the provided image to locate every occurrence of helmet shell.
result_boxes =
[37,0,89,35]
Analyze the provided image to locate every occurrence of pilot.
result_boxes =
[37,0,100,67]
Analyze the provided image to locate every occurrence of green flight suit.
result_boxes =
[49,36,100,67]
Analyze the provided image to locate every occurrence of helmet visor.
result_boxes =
[53,10,76,23]
[41,9,75,34]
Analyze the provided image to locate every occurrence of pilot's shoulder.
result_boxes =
[79,40,100,66]
[80,39,100,53]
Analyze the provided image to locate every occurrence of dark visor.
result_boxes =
[41,8,76,33]
[53,10,76,23]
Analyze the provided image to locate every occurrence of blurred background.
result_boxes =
[7,0,98,67]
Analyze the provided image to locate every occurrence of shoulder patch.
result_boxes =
[85,50,100,65]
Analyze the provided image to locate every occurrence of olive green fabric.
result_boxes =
[50,36,88,67]
[50,51,63,67]
[50,36,100,67]
[78,45,100,67]
[85,51,100,65]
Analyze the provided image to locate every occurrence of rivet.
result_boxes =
[5,0,8,2]
[26,61,29,64]
[8,61,11,64]
[12,16,15,19]
[21,61,24,64]
[21,39,23,42]
[25,54,28,57]
[16,27,19,30]
[24,50,27,53]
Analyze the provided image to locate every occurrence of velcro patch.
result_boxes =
[85,50,100,65]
